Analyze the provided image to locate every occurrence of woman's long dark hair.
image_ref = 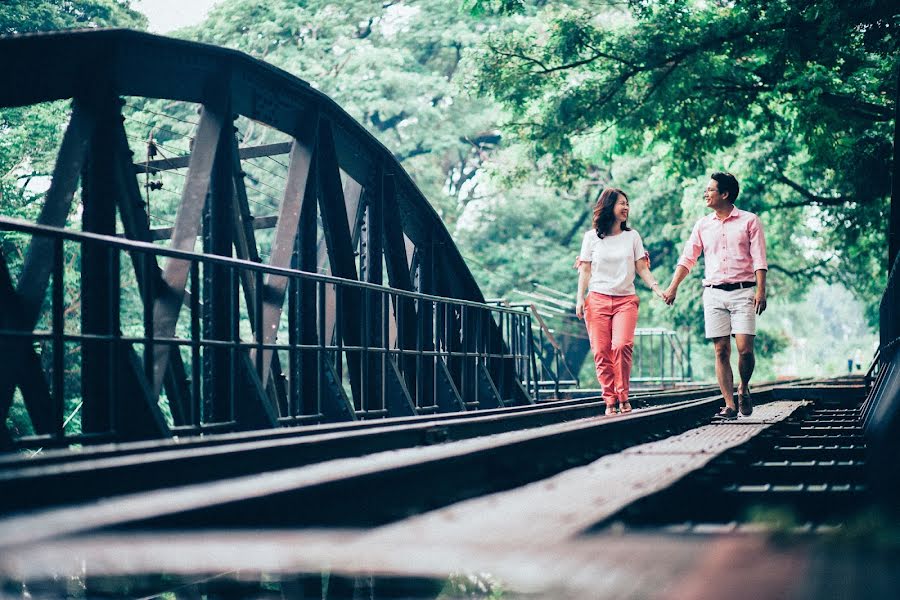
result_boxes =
[592,187,630,239]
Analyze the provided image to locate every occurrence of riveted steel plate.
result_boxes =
[366,402,808,547]
[622,424,769,455]
[717,400,810,424]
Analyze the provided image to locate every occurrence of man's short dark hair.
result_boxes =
[711,171,739,203]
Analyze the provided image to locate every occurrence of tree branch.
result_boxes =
[487,44,549,71]
[767,256,835,279]
[771,174,850,208]
[370,110,409,132]
[820,92,893,122]
[394,143,431,162]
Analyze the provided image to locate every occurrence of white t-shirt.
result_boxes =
[579,228,646,296]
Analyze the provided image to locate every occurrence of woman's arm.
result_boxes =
[635,257,664,299]
[576,262,590,319]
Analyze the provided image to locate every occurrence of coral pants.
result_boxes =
[584,292,639,406]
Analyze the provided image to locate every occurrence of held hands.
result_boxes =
[662,285,677,305]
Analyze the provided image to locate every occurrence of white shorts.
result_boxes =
[703,286,757,338]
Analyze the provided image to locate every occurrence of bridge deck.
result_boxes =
[362,401,806,547]
[0,385,900,598]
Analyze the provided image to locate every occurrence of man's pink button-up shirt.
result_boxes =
[676,206,768,286]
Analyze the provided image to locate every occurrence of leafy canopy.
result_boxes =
[465,0,898,322]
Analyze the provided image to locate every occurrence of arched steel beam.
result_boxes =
[0,29,485,303]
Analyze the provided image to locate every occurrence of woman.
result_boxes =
[576,188,664,415]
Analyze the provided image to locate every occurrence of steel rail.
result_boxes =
[0,393,737,548]
[0,384,745,515]
[0,384,729,473]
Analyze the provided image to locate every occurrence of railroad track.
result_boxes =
[0,378,888,600]
[593,396,871,530]
[0,380,844,549]
[1,383,781,546]
[0,384,728,515]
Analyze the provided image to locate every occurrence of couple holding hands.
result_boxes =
[575,172,768,419]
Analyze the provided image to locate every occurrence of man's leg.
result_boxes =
[713,336,735,411]
[735,334,756,396]
[735,334,756,415]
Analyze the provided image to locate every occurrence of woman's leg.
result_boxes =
[610,295,640,407]
[584,293,616,409]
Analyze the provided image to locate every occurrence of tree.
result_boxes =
[0,0,145,35]
[465,0,899,323]
[179,0,515,225]
[0,0,146,218]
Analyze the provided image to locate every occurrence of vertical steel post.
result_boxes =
[80,95,120,435]
[202,107,236,425]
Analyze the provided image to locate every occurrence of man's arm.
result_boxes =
[663,266,690,305]
[749,215,768,315]
[754,269,767,315]
[665,221,703,305]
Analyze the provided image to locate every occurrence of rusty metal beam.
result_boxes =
[149,101,225,399]
[317,119,362,411]
[108,102,191,427]
[292,150,321,418]
[202,98,238,425]
[255,124,317,389]
[81,94,170,439]
[227,127,287,416]
[80,95,123,434]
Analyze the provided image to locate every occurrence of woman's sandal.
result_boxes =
[619,401,632,414]
[604,404,618,416]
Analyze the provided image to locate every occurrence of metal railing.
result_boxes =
[511,303,579,399]
[867,241,900,502]
[0,218,537,448]
[631,328,691,385]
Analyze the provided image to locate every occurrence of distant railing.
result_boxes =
[866,244,900,502]
[520,303,580,398]
[0,218,537,449]
[631,328,691,385]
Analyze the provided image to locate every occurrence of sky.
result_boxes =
[133,0,220,33]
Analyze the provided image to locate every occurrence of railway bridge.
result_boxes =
[0,30,898,599]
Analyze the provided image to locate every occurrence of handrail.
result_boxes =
[0,219,539,446]
[0,217,526,315]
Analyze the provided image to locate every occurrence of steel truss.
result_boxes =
[0,29,537,449]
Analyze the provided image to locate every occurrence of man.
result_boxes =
[663,172,767,419]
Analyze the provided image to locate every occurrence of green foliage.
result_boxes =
[0,102,71,222]
[182,0,511,225]
[465,0,899,323]
[0,0,146,34]
[1,0,147,219]
[462,0,526,16]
